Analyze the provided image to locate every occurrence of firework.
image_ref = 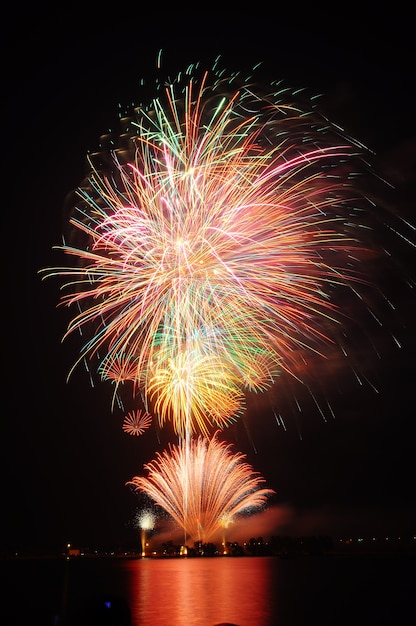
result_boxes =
[40,58,407,436]
[146,343,246,436]
[127,432,274,544]
[122,409,152,436]
[135,508,156,556]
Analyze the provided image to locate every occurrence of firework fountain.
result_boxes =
[128,432,274,545]
[136,509,156,556]
[41,55,414,547]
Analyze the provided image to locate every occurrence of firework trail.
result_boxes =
[40,58,393,437]
[127,431,274,544]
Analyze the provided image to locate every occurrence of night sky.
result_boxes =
[4,4,415,553]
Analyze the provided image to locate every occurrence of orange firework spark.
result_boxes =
[122,409,152,436]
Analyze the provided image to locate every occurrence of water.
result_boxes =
[1,554,414,626]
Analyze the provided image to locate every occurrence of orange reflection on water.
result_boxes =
[127,556,278,626]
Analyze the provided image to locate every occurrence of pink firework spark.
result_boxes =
[122,409,152,436]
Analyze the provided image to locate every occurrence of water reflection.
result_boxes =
[128,556,278,626]
[1,553,412,625]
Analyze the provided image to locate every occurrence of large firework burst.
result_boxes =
[40,58,401,437]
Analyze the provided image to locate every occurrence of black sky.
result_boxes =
[4,4,415,552]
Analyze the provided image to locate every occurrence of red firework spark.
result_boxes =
[122,409,152,436]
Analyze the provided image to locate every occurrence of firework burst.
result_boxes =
[122,409,152,436]
[40,57,410,436]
